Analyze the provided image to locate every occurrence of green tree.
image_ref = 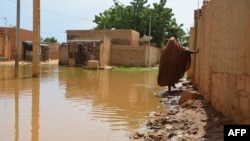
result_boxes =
[42,37,58,43]
[93,0,187,48]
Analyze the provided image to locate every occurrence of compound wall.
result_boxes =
[189,0,250,123]
[110,45,160,67]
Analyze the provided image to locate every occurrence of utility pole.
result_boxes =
[147,15,151,67]
[3,17,9,59]
[103,21,106,40]
[15,0,20,77]
[148,15,151,47]
[32,0,40,77]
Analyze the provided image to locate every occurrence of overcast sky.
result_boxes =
[0,0,201,43]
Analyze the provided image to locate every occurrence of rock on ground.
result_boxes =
[130,79,234,141]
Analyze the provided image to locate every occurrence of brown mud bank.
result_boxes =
[0,59,58,65]
[130,79,235,141]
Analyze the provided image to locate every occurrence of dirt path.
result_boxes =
[130,79,235,141]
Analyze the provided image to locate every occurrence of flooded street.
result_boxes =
[0,63,163,141]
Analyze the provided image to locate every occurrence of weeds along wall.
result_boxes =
[189,0,250,124]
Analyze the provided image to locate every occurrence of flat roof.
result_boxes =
[67,40,102,43]
[22,41,49,47]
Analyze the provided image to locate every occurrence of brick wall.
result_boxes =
[189,0,250,123]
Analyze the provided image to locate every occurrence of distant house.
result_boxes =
[0,27,59,61]
[22,41,49,61]
[0,27,33,60]
[59,38,110,68]
[59,29,160,68]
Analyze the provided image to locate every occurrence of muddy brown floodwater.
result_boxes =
[0,62,164,141]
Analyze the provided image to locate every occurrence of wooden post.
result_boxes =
[32,0,40,77]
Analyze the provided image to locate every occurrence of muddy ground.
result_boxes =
[0,59,59,65]
[130,79,235,141]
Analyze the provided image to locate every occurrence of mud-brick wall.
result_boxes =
[0,27,33,60]
[59,43,69,65]
[99,37,111,67]
[0,29,4,56]
[190,1,213,102]
[111,45,146,67]
[148,46,161,66]
[190,0,250,123]
[66,29,139,46]
[110,45,160,67]
[47,43,59,59]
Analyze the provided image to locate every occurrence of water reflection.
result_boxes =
[59,69,162,130]
[0,64,163,141]
[31,78,39,141]
[15,79,19,141]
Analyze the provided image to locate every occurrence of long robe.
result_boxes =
[157,37,193,87]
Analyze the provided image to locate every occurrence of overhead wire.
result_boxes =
[7,0,107,22]
[115,0,125,6]
[5,0,117,40]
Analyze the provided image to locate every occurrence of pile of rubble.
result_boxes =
[130,79,234,141]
